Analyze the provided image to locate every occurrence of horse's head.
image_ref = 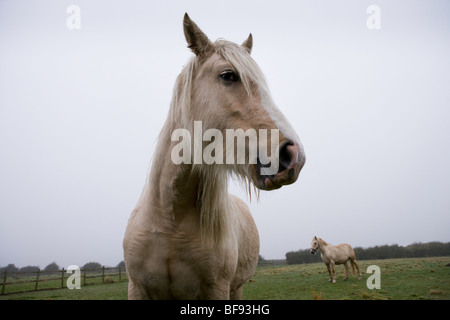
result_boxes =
[180,13,305,191]
[310,236,319,254]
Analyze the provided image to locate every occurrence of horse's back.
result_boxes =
[338,243,356,258]
[328,243,355,264]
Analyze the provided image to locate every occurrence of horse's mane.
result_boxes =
[319,237,329,246]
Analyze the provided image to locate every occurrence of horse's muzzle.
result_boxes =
[260,140,305,190]
[310,248,316,254]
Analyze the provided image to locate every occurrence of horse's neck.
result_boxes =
[318,238,329,250]
[192,165,232,245]
[145,123,232,245]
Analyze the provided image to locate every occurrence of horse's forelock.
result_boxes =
[213,40,268,96]
[170,39,269,131]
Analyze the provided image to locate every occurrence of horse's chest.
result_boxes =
[169,248,238,299]
[142,241,238,299]
[168,265,202,299]
[320,252,332,264]
[139,260,201,299]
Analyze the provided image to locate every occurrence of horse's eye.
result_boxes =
[220,71,239,82]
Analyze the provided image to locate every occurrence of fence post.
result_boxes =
[1,270,7,294]
[35,269,41,291]
[102,266,105,283]
[61,268,65,288]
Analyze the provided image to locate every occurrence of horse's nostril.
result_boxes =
[278,140,294,173]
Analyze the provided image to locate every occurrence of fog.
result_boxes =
[0,0,449,268]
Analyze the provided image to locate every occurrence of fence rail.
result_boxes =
[1,266,127,295]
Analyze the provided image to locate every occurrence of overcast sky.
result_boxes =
[1,0,449,269]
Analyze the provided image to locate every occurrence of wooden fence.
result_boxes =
[1,266,127,295]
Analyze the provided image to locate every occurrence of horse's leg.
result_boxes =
[352,259,362,280]
[230,286,243,300]
[350,258,356,275]
[330,261,336,283]
[343,262,349,281]
[325,263,332,282]
[127,279,149,300]
[201,279,231,299]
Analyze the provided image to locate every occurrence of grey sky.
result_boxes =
[1,0,449,268]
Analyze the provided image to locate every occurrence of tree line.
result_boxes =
[285,241,450,265]
[2,241,448,272]
[0,261,126,275]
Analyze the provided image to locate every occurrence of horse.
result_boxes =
[123,13,306,299]
[310,236,362,283]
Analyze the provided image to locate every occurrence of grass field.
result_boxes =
[244,256,449,300]
[1,257,448,300]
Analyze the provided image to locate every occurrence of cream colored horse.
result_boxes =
[310,236,362,283]
[123,13,305,299]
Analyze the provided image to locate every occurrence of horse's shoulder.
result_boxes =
[229,193,246,204]
[229,194,251,213]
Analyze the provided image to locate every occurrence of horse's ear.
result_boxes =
[241,33,253,54]
[183,13,213,57]
[314,236,317,240]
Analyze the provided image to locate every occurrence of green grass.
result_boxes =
[1,257,448,300]
[243,256,450,300]
[0,279,129,300]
